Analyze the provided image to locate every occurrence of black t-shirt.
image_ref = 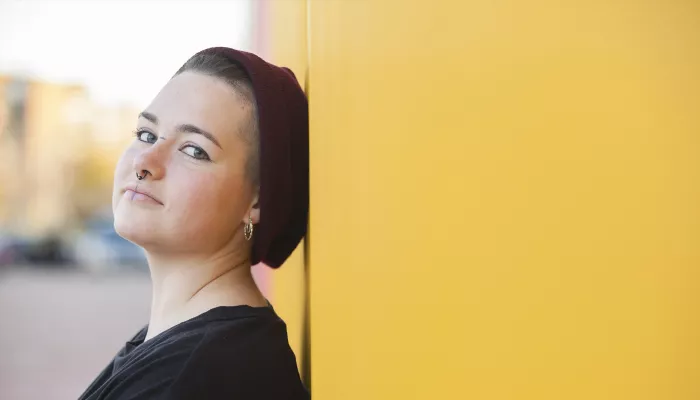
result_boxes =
[78,305,310,400]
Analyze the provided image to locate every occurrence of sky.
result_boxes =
[0,0,253,107]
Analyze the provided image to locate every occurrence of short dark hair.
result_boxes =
[175,52,260,186]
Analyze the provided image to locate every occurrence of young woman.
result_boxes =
[78,47,309,399]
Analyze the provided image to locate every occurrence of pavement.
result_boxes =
[0,266,151,400]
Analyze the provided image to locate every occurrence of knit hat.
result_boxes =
[192,47,309,268]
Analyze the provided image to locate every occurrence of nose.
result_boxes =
[132,142,167,181]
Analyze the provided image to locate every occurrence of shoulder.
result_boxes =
[163,312,308,399]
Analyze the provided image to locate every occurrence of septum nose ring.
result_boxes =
[136,171,147,180]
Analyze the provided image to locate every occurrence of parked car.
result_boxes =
[0,231,74,268]
[0,232,24,266]
[73,219,148,272]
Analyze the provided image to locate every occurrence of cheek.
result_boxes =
[114,146,138,179]
[172,173,228,217]
[170,171,248,228]
[112,146,137,206]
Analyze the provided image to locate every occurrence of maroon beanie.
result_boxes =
[192,47,309,268]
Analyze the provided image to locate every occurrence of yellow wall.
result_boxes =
[308,1,699,399]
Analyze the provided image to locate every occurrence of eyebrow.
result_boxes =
[138,111,222,149]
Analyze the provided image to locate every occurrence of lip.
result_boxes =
[123,183,163,205]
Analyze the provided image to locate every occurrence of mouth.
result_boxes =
[123,184,163,205]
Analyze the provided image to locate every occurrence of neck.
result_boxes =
[143,245,267,341]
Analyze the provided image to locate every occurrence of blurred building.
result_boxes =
[0,74,138,237]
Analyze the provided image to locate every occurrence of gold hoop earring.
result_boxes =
[244,214,254,241]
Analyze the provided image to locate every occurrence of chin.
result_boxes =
[113,207,160,247]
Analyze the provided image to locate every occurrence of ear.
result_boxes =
[244,191,260,225]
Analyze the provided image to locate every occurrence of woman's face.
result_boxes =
[112,71,257,255]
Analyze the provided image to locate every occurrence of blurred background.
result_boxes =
[0,1,287,399]
[1,0,699,399]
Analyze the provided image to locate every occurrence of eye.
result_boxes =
[181,144,211,161]
[135,130,157,144]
